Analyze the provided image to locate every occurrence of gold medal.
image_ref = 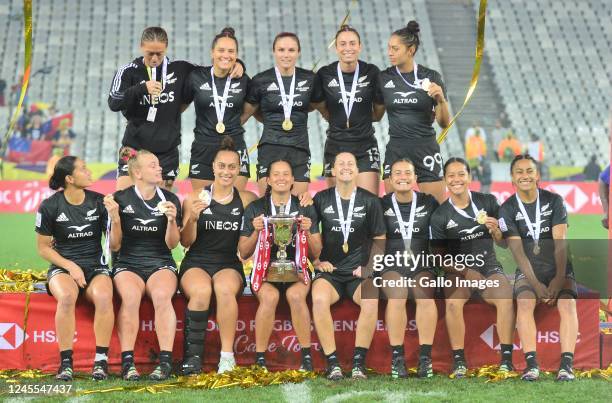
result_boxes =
[157,201,169,213]
[198,189,212,205]
[342,242,349,254]
[476,210,488,225]
[533,244,540,255]
[216,122,225,134]
[282,119,293,131]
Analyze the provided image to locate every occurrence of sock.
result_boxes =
[60,349,73,366]
[95,346,109,363]
[325,351,339,367]
[524,351,538,369]
[353,347,368,367]
[159,350,172,365]
[500,344,513,363]
[452,349,465,363]
[560,352,574,370]
[184,309,208,358]
[391,345,404,359]
[301,347,311,359]
[121,351,134,366]
[419,344,432,359]
[220,351,234,359]
[256,352,266,364]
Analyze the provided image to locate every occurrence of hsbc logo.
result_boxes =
[0,323,28,349]
[480,324,581,350]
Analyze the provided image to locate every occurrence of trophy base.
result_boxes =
[266,261,299,283]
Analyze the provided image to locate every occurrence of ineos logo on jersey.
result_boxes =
[141,92,175,105]
[204,221,240,231]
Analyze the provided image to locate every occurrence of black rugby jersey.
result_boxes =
[374,64,446,140]
[113,186,182,269]
[316,61,380,142]
[35,190,108,269]
[498,188,571,278]
[245,67,323,151]
[184,187,244,265]
[314,187,386,275]
[183,67,250,143]
[108,57,196,152]
[429,191,501,269]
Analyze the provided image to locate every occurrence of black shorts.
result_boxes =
[45,265,111,296]
[313,271,365,301]
[117,147,179,181]
[256,144,310,182]
[382,137,443,182]
[189,138,250,181]
[514,269,577,299]
[112,264,178,283]
[179,257,246,286]
[322,137,381,177]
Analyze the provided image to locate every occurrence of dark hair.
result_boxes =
[213,136,240,162]
[390,158,415,172]
[264,159,294,199]
[392,20,420,53]
[443,157,471,176]
[212,27,238,52]
[333,151,357,165]
[49,156,78,190]
[510,154,538,174]
[335,24,361,44]
[273,32,301,52]
[141,27,168,45]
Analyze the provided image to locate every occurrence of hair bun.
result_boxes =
[119,146,138,163]
[406,20,420,35]
[219,135,236,151]
[221,27,235,36]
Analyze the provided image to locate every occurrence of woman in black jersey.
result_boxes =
[36,156,115,381]
[312,25,381,195]
[109,26,243,191]
[183,27,251,192]
[242,32,323,196]
[429,158,514,378]
[238,159,322,371]
[108,149,182,381]
[373,21,450,202]
[379,159,439,378]
[499,155,578,382]
[179,137,257,375]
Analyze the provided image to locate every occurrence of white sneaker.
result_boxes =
[218,355,236,374]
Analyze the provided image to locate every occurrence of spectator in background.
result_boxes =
[599,164,610,229]
[498,111,510,128]
[477,156,492,193]
[0,78,6,106]
[465,120,487,143]
[26,113,44,140]
[583,155,601,181]
[465,129,487,172]
[52,119,76,153]
[497,132,522,162]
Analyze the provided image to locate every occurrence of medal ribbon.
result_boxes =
[211,66,232,126]
[515,191,541,246]
[274,65,296,123]
[337,62,360,126]
[335,189,356,251]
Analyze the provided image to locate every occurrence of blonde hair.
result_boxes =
[120,147,154,179]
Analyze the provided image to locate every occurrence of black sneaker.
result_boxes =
[56,364,73,381]
[351,364,367,380]
[521,366,540,381]
[181,355,202,376]
[326,364,343,381]
[450,361,467,379]
[499,361,514,373]
[391,356,408,379]
[122,362,140,381]
[299,355,313,372]
[92,360,108,381]
[255,357,267,371]
[149,362,172,381]
[417,356,434,378]
[556,367,575,381]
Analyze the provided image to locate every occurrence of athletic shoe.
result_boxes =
[351,364,367,380]
[450,361,467,379]
[255,357,267,371]
[56,364,73,381]
[149,362,172,381]
[499,361,514,373]
[326,364,343,381]
[92,361,108,381]
[417,356,434,378]
[299,355,313,372]
[122,363,140,381]
[218,356,236,374]
[556,367,575,381]
[521,366,540,381]
[181,355,202,376]
[391,356,408,379]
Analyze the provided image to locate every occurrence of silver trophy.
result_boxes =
[266,204,299,283]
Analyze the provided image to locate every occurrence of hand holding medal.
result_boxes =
[157,201,176,222]
[199,188,212,206]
